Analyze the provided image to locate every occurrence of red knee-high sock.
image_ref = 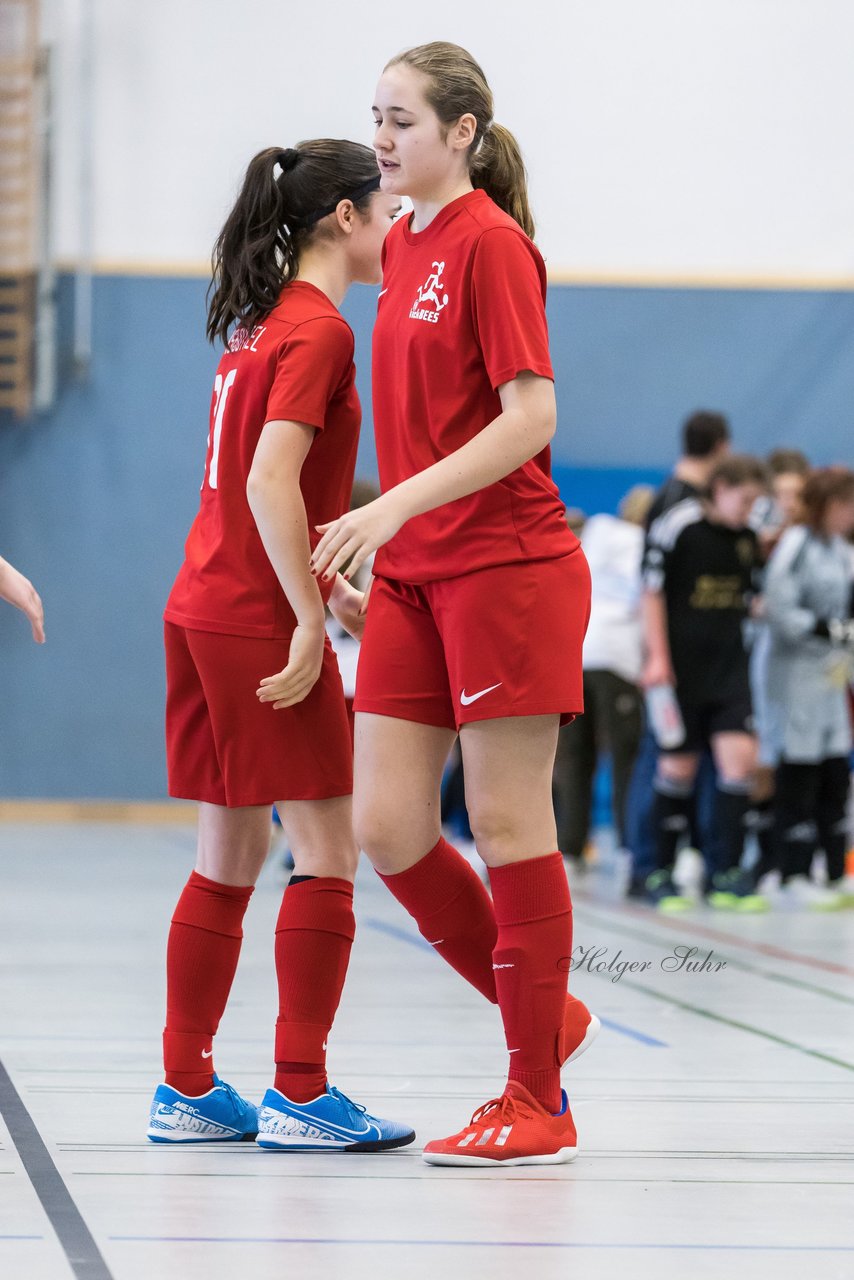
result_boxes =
[488,853,573,1113]
[163,870,254,1096]
[378,837,498,1002]
[274,877,356,1103]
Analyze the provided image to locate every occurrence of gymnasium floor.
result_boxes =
[1,821,852,1280]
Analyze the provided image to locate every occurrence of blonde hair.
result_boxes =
[618,485,655,526]
[386,41,535,239]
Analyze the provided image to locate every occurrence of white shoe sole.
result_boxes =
[564,1013,601,1066]
[423,1145,577,1167]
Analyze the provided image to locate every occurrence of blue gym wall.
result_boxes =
[1,274,853,798]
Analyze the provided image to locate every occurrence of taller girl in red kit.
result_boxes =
[149,141,413,1152]
[312,43,599,1166]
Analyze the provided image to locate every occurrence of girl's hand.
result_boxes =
[328,575,366,641]
[256,623,325,709]
[311,495,404,583]
[0,558,45,643]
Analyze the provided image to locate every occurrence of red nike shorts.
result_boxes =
[353,549,591,731]
[165,623,353,807]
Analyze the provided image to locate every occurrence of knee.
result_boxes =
[354,802,435,876]
[467,802,519,864]
[656,757,697,791]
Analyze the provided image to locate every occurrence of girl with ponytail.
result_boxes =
[151,142,414,1152]
[312,42,597,1167]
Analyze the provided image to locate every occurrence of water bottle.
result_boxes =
[645,684,686,750]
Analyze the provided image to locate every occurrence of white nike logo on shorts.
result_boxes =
[201,1048,213,1059]
[460,682,503,706]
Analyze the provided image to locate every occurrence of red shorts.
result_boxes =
[354,550,591,731]
[165,623,353,807]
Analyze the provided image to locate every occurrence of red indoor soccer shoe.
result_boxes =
[562,993,601,1065]
[422,1081,578,1167]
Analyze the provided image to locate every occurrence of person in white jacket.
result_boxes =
[763,467,854,907]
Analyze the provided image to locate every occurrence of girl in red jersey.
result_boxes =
[312,43,599,1166]
[148,141,414,1152]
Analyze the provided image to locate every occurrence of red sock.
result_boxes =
[163,871,254,1096]
[488,853,572,1113]
[274,877,356,1103]
[377,837,498,1002]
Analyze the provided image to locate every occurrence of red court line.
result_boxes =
[575,893,854,978]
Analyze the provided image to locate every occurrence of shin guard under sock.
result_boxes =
[378,837,498,1002]
[653,779,694,873]
[714,781,751,875]
[488,853,572,1113]
[164,871,254,1095]
[274,877,355,1102]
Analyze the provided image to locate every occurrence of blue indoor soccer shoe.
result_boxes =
[147,1075,258,1143]
[256,1084,415,1152]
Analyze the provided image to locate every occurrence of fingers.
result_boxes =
[311,525,352,578]
[28,592,45,644]
[257,666,319,709]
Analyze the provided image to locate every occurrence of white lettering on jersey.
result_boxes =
[208,368,237,489]
[227,324,266,353]
[410,261,449,322]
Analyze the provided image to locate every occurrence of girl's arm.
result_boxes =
[246,419,328,709]
[310,372,556,581]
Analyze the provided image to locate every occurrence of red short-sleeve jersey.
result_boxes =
[164,281,360,638]
[371,189,576,582]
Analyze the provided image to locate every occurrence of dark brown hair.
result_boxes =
[386,41,535,238]
[681,410,731,459]
[706,454,768,494]
[206,141,379,346]
[800,466,854,532]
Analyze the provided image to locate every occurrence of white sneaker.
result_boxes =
[673,845,705,894]
[779,876,843,910]
[756,869,781,896]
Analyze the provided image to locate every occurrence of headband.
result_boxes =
[302,173,383,226]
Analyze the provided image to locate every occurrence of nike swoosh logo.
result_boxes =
[201,1048,213,1059]
[460,682,502,706]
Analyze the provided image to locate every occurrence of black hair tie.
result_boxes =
[276,148,300,172]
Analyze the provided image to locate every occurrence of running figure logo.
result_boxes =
[410,261,449,324]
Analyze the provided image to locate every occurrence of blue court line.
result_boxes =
[0,1235,44,1240]
[363,918,667,1048]
[108,1237,854,1252]
[596,1017,667,1049]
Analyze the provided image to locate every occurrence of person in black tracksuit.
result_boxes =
[642,455,767,911]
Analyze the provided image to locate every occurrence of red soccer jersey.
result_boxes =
[165,281,360,638]
[371,188,576,583]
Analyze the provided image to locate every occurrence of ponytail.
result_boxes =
[470,123,534,240]
[387,41,535,239]
[206,139,381,346]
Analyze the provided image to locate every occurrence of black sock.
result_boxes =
[288,875,318,887]
[745,797,776,886]
[714,783,751,875]
[654,780,693,874]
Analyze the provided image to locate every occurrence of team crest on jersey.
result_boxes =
[410,262,449,323]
